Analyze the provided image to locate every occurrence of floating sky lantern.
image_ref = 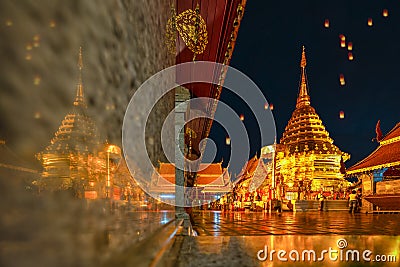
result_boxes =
[383,9,388,17]
[34,112,41,119]
[5,19,12,26]
[339,34,345,41]
[264,102,268,110]
[339,111,345,119]
[347,42,353,51]
[340,40,346,48]
[25,54,32,61]
[269,103,274,111]
[339,74,345,86]
[49,20,56,28]
[367,18,373,26]
[226,136,231,145]
[324,19,329,28]
[348,52,353,61]
[240,114,244,121]
[25,44,32,51]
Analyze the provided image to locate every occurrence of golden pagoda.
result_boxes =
[37,48,101,196]
[276,47,350,197]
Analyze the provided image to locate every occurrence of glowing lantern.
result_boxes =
[324,19,329,28]
[226,136,231,145]
[340,40,346,48]
[339,111,345,119]
[34,75,41,85]
[347,42,353,51]
[367,18,373,26]
[240,114,244,121]
[25,54,32,61]
[339,74,345,86]
[34,112,41,119]
[348,52,353,61]
[5,19,13,26]
[49,20,56,28]
[264,102,268,110]
[25,44,32,51]
[269,103,274,111]
[383,9,388,17]
[339,34,345,41]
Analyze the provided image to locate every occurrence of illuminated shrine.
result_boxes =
[276,47,350,197]
[346,122,400,210]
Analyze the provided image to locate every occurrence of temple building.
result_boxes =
[346,122,400,210]
[149,162,232,206]
[276,47,350,199]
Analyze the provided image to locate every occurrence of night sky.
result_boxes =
[211,0,400,170]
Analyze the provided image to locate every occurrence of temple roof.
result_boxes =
[347,122,400,174]
[40,48,99,156]
[235,155,259,183]
[280,47,346,158]
[150,162,231,193]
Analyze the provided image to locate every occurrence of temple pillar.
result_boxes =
[175,86,190,227]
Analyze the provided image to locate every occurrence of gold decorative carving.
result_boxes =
[165,4,208,59]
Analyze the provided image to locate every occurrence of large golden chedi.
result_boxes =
[277,47,349,195]
[37,49,101,196]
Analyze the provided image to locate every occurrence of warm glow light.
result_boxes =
[25,54,32,61]
[264,102,268,110]
[339,74,345,85]
[348,52,353,61]
[5,19,13,26]
[383,9,388,17]
[339,34,345,41]
[269,103,274,110]
[347,42,353,51]
[339,111,345,119]
[324,19,329,28]
[33,34,40,41]
[367,18,373,26]
[50,20,56,28]
[340,40,346,48]
[26,44,32,51]
[34,112,41,119]
[240,114,244,121]
[34,75,41,85]
[226,136,231,145]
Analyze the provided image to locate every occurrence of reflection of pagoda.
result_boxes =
[37,48,100,196]
[276,47,350,195]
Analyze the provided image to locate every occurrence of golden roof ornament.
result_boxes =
[296,46,310,108]
[74,47,86,107]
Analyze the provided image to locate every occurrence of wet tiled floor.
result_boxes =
[192,211,400,236]
[174,211,400,266]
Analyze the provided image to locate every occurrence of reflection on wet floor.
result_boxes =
[178,211,400,266]
[193,211,400,236]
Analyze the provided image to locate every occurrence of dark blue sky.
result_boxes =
[211,0,400,169]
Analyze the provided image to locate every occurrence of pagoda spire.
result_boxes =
[296,46,311,108]
[73,47,86,107]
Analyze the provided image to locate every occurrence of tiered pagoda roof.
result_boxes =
[347,122,400,174]
[41,48,100,156]
[280,47,346,157]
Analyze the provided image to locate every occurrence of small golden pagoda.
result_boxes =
[37,48,100,196]
[276,47,350,196]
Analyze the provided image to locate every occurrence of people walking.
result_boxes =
[348,190,358,213]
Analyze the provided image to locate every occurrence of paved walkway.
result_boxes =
[192,211,400,235]
[169,211,400,266]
